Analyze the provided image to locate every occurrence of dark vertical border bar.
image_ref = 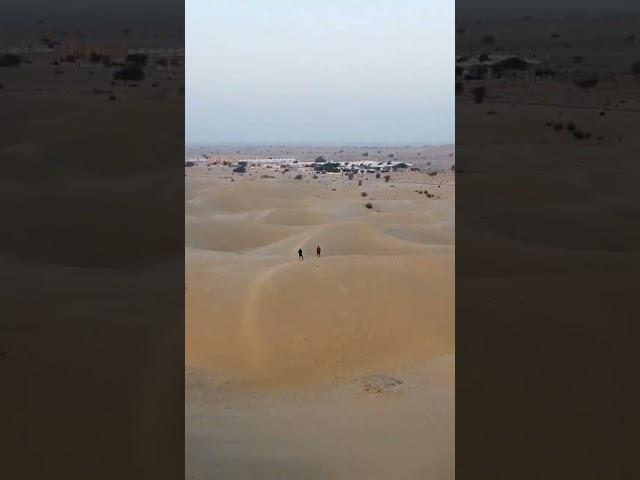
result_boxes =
[1,2,184,478]
[456,1,640,478]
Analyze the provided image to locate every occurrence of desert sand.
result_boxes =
[185,146,455,479]
[1,23,185,479]
[454,14,640,478]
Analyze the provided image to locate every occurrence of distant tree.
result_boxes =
[491,57,529,75]
[573,76,598,92]
[114,65,144,81]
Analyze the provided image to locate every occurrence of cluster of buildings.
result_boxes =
[185,156,417,175]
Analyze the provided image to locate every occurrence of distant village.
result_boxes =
[185,155,423,176]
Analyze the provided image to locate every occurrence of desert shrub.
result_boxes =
[471,86,487,104]
[388,153,394,158]
[114,65,144,81]
[573,76,598,91]
[126,53,148,67]
[365,202,373,209]
[361,192,368,197]
[358,179,362,186]
[294,174,303,180]
[0,54,21,67]
[375,173,381,179]
[314,156,326,163]
[384,175,391,183]
[362,152,369,156]
[566,122,576,131]
[573,130,585,140]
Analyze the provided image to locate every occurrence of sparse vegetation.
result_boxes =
[294,174,303,180]
[314,156,326,163]
[361,191,368,197]
[365,202,373,209]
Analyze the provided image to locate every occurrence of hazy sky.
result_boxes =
[186,0,454,145]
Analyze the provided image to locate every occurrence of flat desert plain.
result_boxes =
[185,146,455,479]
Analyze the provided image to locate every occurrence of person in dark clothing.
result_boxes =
[316,245,321,257]
[298,248,304,261]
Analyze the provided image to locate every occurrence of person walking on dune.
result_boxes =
[298,248,304,261]
[316,245,321,257]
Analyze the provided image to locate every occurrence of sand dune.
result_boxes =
[185,150,454,478]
